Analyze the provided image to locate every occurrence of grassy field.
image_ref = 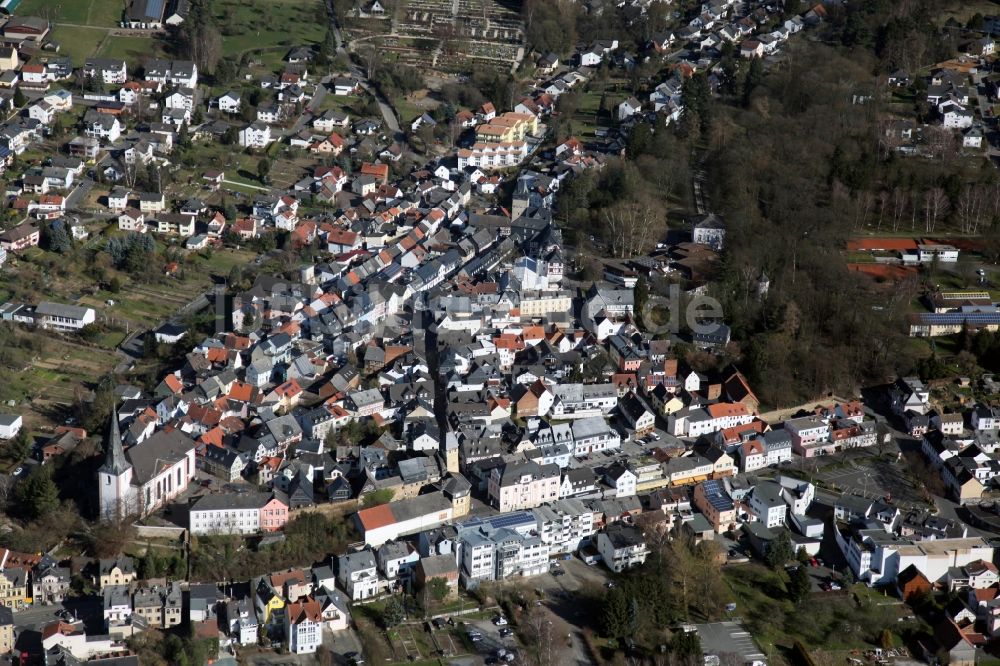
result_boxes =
[723,563,915,654]
[97,34,163,61]
[392,95,424,127]
[50,25,107,65]
[15,0,123,26]
[212,0,327,58]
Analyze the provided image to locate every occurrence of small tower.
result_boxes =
[756,271,770,301]
[98,411,132,521]
[441,431,459,475]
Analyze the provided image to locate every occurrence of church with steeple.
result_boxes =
[98,411,135,520]
[98,411,197,521]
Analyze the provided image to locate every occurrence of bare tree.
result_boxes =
[910,189,921,230]
[876,190,889,231]
[890,187,908,232]
[602,199,662,259]
[923,188,950,232]
[0,475,13,511]
[957,185,984,234]
[359,41,382,81]
[852,190,875,230]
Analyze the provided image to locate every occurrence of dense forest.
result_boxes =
[702,0,993,406]
[544,0,1000,407]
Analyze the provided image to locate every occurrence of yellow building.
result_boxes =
[475,112,538,143]
[0,568,27,609]
[255,580,285,624]
[0,47,18,72]
[97,556,136,590]
[0,606,11,652]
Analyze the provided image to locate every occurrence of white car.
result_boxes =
[493,615,508,626]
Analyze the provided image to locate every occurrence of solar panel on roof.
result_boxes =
[139,0,165,20]
[917,313,1000,324]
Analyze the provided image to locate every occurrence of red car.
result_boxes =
[810,558,819,567]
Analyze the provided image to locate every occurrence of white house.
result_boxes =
[0,414,22,439]
[617,97,641,121]
[239,122,273,148]
[216,91,241,114]
[35,302,96,331]
[286,599,322,654]
[336,550,380,601]
[596,524,648,573]
[748,481,788,528]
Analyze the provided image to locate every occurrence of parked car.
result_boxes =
[499,627,513,638]
[493,615,508,626]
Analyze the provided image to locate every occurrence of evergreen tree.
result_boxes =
[765,531,794,568]
[743,57,764,107]
[8,428,31,461]
[600,587,631,638]
[634,276,650,325]
[257,159,271,183]
[381,597,405,627]
[788,564,811,603]
[16,467,58,520]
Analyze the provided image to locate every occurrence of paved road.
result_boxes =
[221,178,268,192]
[65,177,95,211]
[14,596,102,632]
[324,0,401,134]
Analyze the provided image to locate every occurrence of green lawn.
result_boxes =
[16,0,122,27]
[50,25,107,66]
[97,34,163,61]
[392,96,423,127]
[213,0,327,58]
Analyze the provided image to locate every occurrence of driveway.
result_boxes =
[65,177,96,211]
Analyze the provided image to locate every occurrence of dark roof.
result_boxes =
[99,412,131,476]
[126,430,194,484]
[190,491,282,512]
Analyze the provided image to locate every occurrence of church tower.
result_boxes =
[98,411,133,521]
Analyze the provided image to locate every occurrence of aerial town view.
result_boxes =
[1,0,1000,664]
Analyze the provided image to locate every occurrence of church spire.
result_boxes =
[99,410,131,476]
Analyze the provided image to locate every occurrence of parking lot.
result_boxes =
[804,445,925,508]
[460,616,521,663]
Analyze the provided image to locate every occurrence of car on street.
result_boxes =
[552,569,566,577]
[493,615,508,626]
[499,627,513,638]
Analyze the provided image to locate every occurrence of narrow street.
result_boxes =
[324,0,401,134]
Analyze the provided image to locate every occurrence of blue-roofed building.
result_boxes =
[909,311,1000,337]
[124,0,166,28]
[454,510,537,538]
[693,479,736,533]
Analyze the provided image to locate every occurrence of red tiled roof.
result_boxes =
[356,502,395,530]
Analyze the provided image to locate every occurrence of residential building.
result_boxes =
[596,524,648,573]
[488,459,560,511]
[336,550,380,601]
[188,492,289,535]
